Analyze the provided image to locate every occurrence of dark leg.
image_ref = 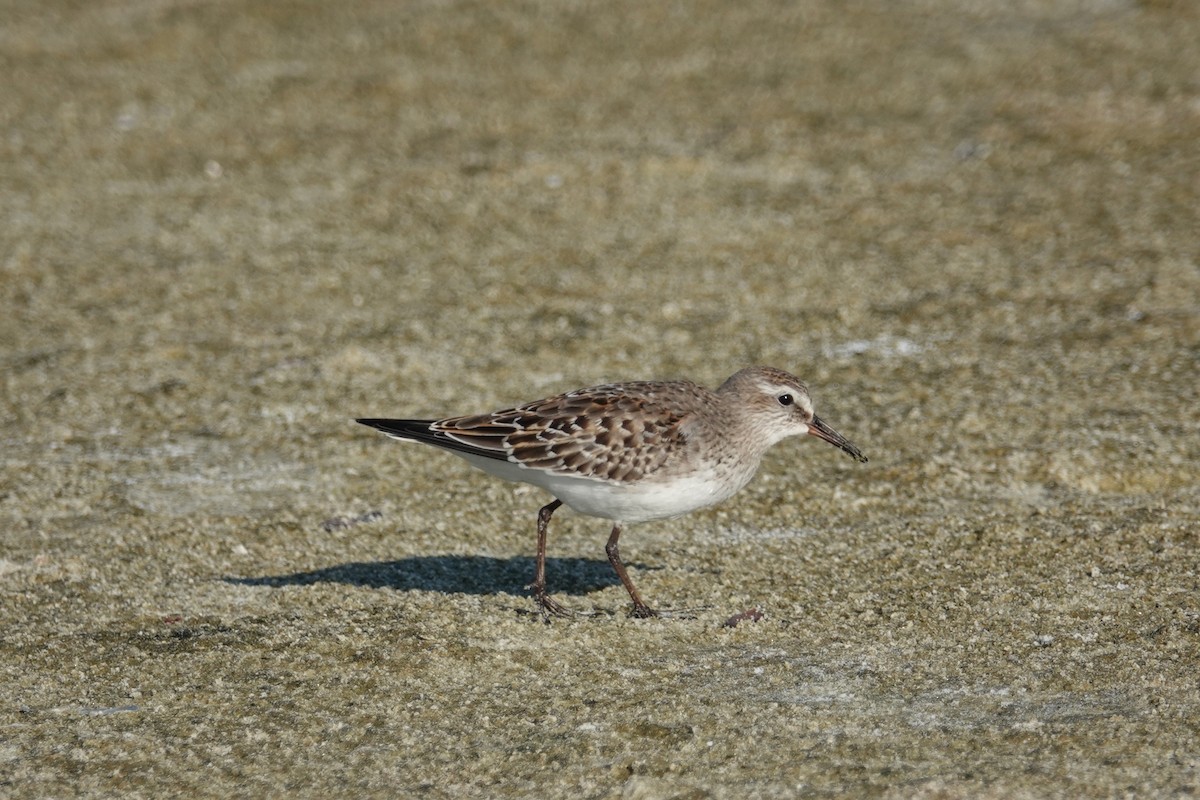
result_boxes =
[527,499,570,617]
[605,524,659,618]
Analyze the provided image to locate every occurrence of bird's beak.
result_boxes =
[807,415,868,463]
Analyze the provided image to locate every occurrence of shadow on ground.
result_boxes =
[225,555,633,597]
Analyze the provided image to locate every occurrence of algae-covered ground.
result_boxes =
[2,1,1198,797]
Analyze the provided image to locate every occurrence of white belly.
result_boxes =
[453,452,750,524]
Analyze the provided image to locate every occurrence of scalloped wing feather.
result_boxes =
[431,382,700,484]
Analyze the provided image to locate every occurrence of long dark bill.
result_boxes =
[808,415,868,463]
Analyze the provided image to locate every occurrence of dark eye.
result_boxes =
[777,394,793,406]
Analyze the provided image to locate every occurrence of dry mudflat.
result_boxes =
[2,1,1198,797]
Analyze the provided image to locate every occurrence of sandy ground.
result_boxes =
[3,0,1199,797]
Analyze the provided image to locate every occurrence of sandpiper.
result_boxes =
[358,366,867,618]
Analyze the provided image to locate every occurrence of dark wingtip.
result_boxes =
[356,418,423,435]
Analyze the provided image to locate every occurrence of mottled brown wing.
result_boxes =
[432,382,699,483]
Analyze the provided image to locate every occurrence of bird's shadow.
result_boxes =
[225,555,630,598]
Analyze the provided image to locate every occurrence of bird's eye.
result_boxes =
[777,393,793,406]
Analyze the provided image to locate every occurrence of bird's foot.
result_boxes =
[630,602,659,619]
[528,585,574,619]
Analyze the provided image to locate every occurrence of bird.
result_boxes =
[357,366,867,618]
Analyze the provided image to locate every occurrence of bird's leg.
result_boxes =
[605,524,660,618]
[527,499,571,618]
